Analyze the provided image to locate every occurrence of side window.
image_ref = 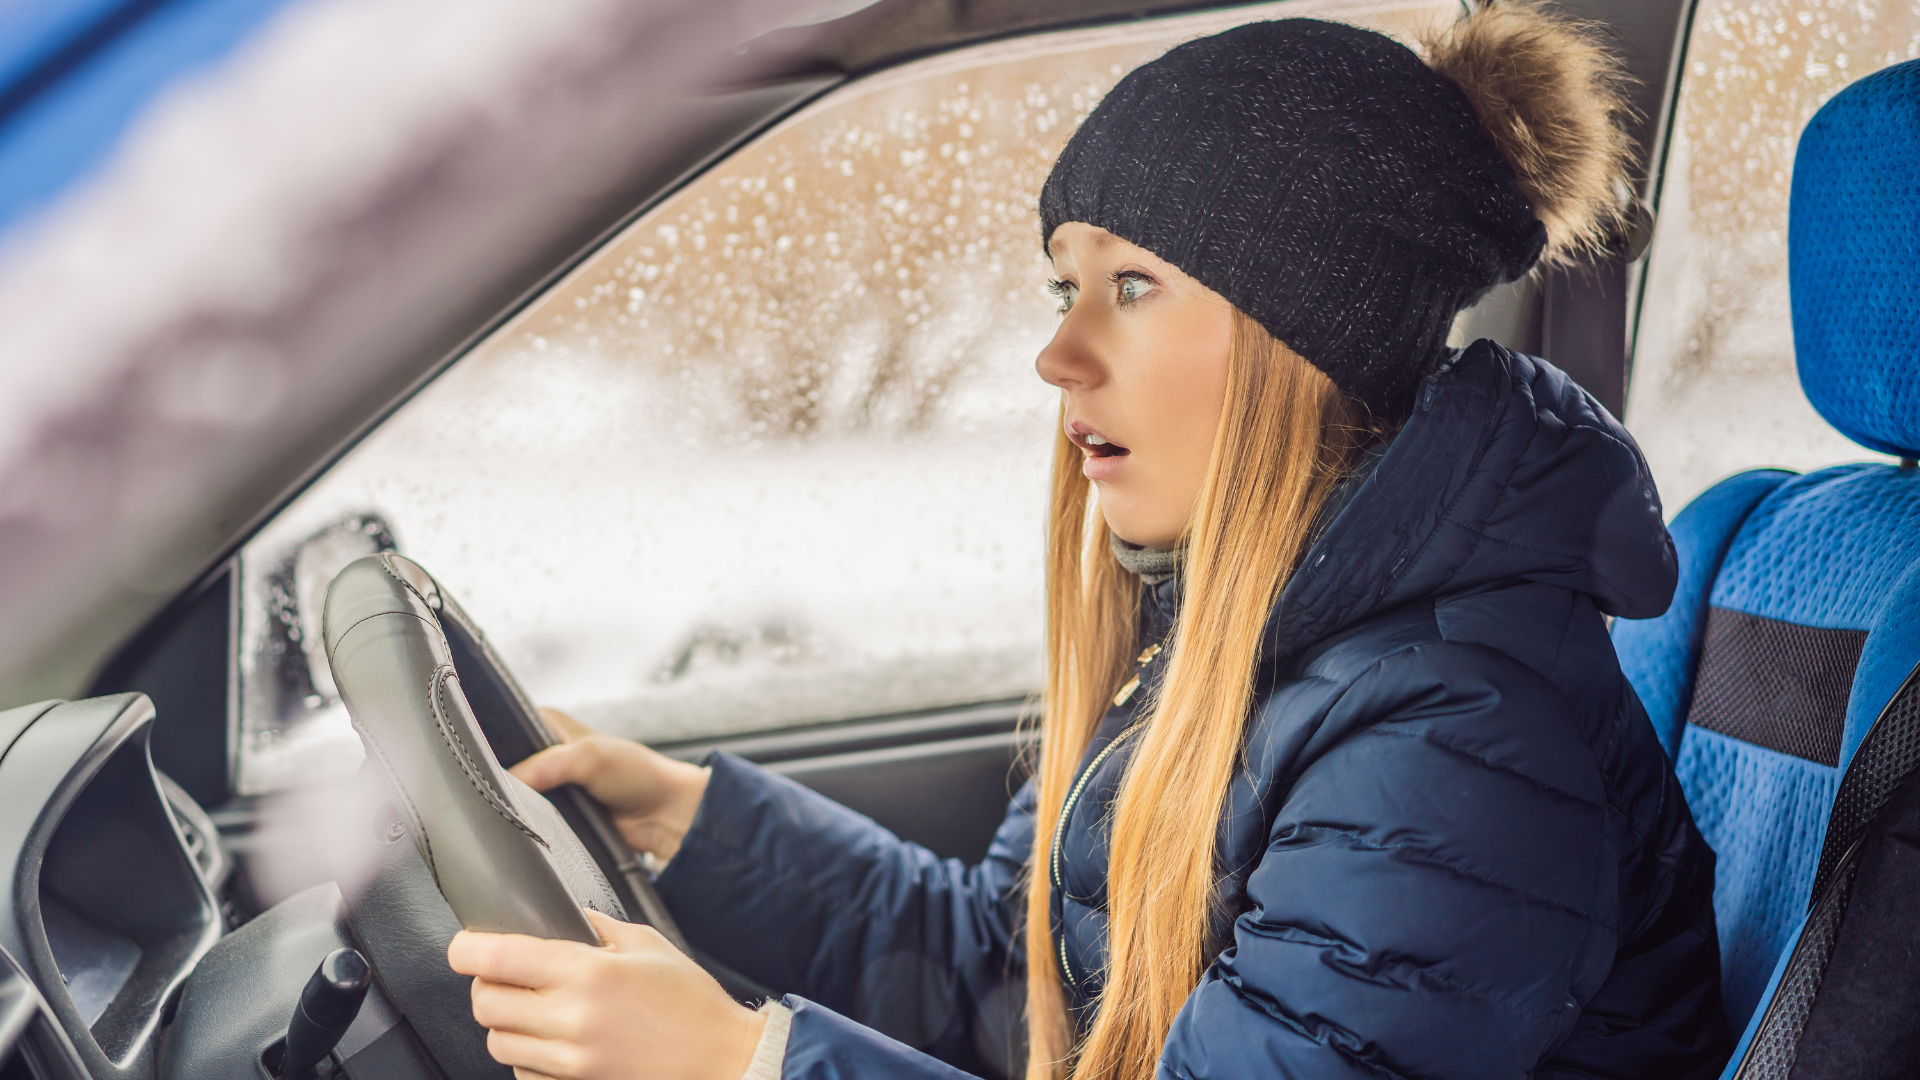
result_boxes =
[1629,0,1920,509]
[232,0,1460,795]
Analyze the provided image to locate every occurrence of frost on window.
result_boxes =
[232,0,1457,794]
[1628,0,1920,510]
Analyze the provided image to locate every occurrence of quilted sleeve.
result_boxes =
[1160,641,1617,1079]
[655,752,1030,1076]
[778,996,982,1080]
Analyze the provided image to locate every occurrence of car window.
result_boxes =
[232,0,1462,795]
[1628,0,1920,511]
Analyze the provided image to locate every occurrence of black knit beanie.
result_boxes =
[1039,18,1550,425]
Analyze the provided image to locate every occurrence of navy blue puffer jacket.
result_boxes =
[653,343,1731,1079]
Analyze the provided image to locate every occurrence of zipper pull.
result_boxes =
[1112,644,1164,706]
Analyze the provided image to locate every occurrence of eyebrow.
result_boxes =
[1045,227,1117,260]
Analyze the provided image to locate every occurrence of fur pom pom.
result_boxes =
[1422,0,1636,264]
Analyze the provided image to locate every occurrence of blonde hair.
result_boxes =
[1025,310,1367,1079]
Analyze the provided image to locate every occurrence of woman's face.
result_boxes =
[1036,222,1234,550]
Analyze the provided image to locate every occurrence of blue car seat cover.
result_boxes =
[1616,470,1790,759]
[1837,558,1920,773]
[1790,61,1920,461]
[1809,567,1920,902]
[1727,631,1920,1076]
[1615,57,1920,1071]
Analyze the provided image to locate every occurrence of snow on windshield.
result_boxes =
[236,28,1111,794]
[233,0,1458,794]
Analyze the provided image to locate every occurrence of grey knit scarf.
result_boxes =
[1110,534,1182,586]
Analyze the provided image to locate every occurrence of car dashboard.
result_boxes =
[0,695,220,1079]
[0,695,439,1080]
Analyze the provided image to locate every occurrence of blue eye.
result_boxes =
[1115,272,1156,304]
[1047,278,1078,314]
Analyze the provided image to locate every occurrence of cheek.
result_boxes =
[1137,315,1232,467]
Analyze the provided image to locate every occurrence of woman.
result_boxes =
[447,5,1731,1078]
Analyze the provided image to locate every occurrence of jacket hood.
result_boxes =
[1264,340,1676,660]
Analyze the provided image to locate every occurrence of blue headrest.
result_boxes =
[1790,60,1920,460]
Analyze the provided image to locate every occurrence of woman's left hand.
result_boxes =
[448,910,766,1080]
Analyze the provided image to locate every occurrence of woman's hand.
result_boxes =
[450,911,765,1080]
[514,709,710,862]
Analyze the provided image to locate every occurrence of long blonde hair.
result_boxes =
[1025,310,1366,1080]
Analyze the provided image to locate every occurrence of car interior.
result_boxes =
[2,0,1918,1078]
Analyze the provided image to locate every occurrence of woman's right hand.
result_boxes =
[510,709,711,863]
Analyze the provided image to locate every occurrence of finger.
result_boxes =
[486,1029,586,1078]
[538,707,596,743]
[508,740,606,793]
[448,930,585,988]
[584,910,669,955]
[513,1069,565,1080]
[469,978,578,1040]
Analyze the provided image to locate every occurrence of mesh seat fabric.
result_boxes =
[1613,57,1920,1067]
[1617,466,1920,1028]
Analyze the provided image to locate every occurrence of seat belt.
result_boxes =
[1729,659,1920,1079]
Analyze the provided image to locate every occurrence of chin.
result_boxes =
[1100,506,1181,551]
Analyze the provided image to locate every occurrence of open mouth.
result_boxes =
[1067,424,1130,459]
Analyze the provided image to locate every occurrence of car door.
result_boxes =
[86,0,1481,922]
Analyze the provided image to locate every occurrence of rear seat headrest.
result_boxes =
[1790,59,1920,461]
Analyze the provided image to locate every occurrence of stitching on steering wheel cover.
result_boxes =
[378,550,439,608]
[429,664,551,850]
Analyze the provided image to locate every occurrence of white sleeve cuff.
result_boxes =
[741,999,793,1080]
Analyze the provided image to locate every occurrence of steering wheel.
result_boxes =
[322,553,692,1078]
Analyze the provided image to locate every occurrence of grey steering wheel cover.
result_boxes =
[331,778,511,1080]
[324,552,616,942]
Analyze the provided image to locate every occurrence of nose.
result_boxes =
[1035,311,1106,392]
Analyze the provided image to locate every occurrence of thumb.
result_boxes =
[509,740,599,792]
[585,909,664,953]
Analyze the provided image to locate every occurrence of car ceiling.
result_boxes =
[0,0,1685,707]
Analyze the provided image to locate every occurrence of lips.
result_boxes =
[1066,421,1130,459]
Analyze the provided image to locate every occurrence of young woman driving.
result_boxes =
[447,5,1731,1078]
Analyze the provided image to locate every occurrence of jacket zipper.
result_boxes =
[1051,712,1150,989]
[1050,643,1162,990]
